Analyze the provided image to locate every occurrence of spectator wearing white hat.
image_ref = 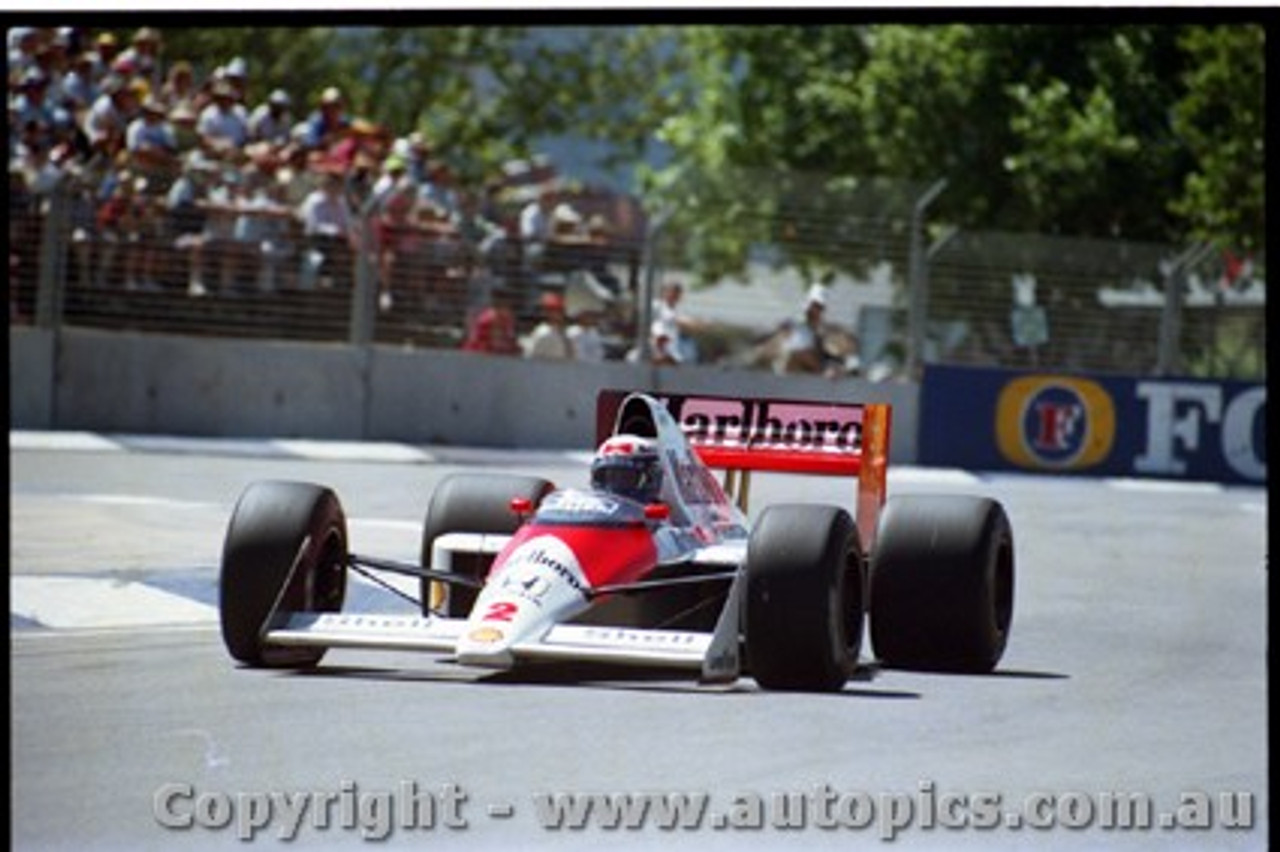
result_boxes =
[248,89,293,145]
[780,284,837,375]
[300,86,349,150]
[196,79,248,157]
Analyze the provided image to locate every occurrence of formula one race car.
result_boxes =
[218,390,1015,691]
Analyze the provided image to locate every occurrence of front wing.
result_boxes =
[262,543,748,683]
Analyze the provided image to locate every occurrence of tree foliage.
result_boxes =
[136,23,1264,275]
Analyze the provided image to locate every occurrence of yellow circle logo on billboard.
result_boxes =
[996,376,1115,470]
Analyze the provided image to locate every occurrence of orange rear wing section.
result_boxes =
[596,391,892,551]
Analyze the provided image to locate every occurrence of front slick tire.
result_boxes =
[745,505,865,692]
[870,495,1014,673]
[220,481,348,668]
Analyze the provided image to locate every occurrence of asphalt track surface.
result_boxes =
[10,434,1269,851]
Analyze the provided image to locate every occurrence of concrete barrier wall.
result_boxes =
[10,326,920,462]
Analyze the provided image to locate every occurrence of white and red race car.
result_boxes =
[218,390,1015,691]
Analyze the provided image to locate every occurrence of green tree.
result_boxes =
[1169,25,1266,253]
[639,23,1264,282]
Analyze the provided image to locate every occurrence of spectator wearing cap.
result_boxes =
[12,69,55,132]
[167,102,200,157]
[7,27,40,78]
[300,86,349,151]
[83,74,137,159]
[32,34,71,108]
[91,32,121,79]
[62,49,101,110]
[196,79,249,159]
[523,291,574,360]
[158,60,197,113]
[126,96,179,178]
[248,89,293,145]
[392,131,430,184]
[779,284,838,375]
[222,56,249,104]
[118,27,163,92]
[416,159,461,220]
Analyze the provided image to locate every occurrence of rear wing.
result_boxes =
[596,391,891,551]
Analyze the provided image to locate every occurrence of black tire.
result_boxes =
[870,495,1015,673]
[419,473,554,616]
[219,481,348,668]
[745,504,865,692]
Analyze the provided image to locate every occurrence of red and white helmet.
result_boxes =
[590,434,663,504]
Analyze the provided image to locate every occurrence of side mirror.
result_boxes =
[643,503,670,521]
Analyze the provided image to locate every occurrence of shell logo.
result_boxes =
[996,376,1116,470]
[467,627,504,644]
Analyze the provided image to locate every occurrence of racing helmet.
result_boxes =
[590,434,663,504]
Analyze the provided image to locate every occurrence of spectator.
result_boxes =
[232,165,296,292]
[779,285,840,375]
[568,309,606,362]
[83,75,137,159]
[299,86,349,151]
[372,161,424,311]
[652,279,703,364]
[391,131,430,184]
[91,32,121,80]
[518,183,556,266]
[417,158,461,220]
[125,96,179,181]
[297,168,355,290]
[196,79,248,159]
[157,60,197,113]
[580,214,623,297]
[8,27,39,77]
[195,167,245,294]
[643,321,680,366]
[167,102,200,157]
[452,187,505,274]
[118,27,164,92]
[165,154,213,293]
[461,287,520,355]
[61,50,100,111]
[523,291,574,360]
[248,89,293,145]
[94,170,152,290]
[222,56,249,104]
[12,68,55,132]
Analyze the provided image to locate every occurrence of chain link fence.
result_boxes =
[10,166,1265,382]
[644,169,1265,381]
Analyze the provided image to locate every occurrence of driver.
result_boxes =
[590,434,664,504]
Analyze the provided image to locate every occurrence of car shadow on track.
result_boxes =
[281,659,926,699]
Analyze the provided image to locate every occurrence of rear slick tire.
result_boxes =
[870,495,1015,673]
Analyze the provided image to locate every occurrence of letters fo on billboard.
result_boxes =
[920,365,1265,485]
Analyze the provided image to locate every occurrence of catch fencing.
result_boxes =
[10,167,1265,382]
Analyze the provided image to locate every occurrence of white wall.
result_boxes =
[10,326,920,461]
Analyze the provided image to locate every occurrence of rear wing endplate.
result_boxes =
[596,391,891,551]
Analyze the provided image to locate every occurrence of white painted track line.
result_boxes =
[10,576,217,629]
